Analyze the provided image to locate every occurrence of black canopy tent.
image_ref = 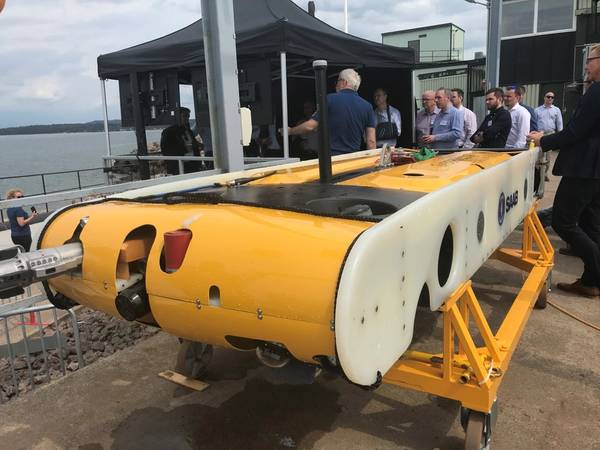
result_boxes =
[97,0,414,77]
[97,0,416,175]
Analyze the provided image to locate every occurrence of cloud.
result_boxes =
[0,0,485,127]
[15,74,65,101]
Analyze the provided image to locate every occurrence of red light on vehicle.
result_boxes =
[163,229,192,273]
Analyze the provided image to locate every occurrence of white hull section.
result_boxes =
[335,150,539,386]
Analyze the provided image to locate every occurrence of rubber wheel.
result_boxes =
[464,411,487,450]
[535,280,548,309]
[175,340,213,379]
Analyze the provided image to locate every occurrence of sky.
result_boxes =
[0,0,487,128]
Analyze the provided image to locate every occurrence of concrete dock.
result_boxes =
[0,164,599,449]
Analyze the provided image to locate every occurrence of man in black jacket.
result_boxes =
[470,88,512,148]
[160,107,202,175]
[529,43,600,298]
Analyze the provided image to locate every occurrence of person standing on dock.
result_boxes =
[419,88,464,150]
[5,189,36,252]
[415,90,439,144]
[470,88,512,149]
[160,107,203,175]
[535,92,563,134]
[504,86,530,149]
[287,68,376,154]
[528,43,600,298]
[450,88,477,149]
[373,88,401,148]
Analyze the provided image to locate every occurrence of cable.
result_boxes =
[547,299,600,332]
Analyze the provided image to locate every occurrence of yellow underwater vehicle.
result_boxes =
[1,141,553,449]
[1,147,540,385]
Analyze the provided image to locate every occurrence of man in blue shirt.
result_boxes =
[535,92,563,134]
[287,68,376,154]
[420,88,464,149]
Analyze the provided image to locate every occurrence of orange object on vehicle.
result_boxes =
[163,229,192,273]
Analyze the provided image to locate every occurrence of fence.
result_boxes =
[418,49,461,63]
[0,167,106,223]
[0,300,84,404]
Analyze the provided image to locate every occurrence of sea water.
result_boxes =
[0,130,163,198]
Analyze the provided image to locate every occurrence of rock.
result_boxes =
[2,384,16,397]
[13,359,28,370]
[67,362,79,371]
[33,375,46,385]
[64,344,77,356]
[31,356,45,370]
[91,342,105,352]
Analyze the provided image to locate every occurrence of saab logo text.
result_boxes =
[498,190,518,225]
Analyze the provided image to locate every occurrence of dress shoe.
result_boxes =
[556,279,600,298]
[558,246,575,256]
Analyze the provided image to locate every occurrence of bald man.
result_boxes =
[415,90,440,143]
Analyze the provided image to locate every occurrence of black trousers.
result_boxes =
[552,177,600,287]
[11,234,32,252]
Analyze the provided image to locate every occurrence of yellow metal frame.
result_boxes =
[383,203,554,412]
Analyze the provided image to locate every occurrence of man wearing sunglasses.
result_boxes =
[528,43,600,298]
[535,92,563,134]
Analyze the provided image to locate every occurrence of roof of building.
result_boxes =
[382,23,465,37]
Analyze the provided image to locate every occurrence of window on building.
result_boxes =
[502,0,575,38]
[537,0,574,33]
[502,0,535,37]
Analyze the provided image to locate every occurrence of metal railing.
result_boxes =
[104,154,287,177]
[0,303,84,403]
[0,167,106,223]
[418,49,461,63]
[0,155,298,227]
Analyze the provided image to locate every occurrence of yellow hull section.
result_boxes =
[42,151,515,363]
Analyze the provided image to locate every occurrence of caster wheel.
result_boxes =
[535,280,548,309]
[175,340,213,379]
[464,411,489,450]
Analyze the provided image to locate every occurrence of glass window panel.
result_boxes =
[538,0,574,33]
[502,0,535,37]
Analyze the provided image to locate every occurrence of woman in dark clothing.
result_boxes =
[5,188,36,251]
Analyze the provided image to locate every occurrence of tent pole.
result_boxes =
[344,0,348,33]
[100,78,113,185]
[201,0,244,172]
[280,51,290,159]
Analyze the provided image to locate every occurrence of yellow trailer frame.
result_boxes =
[383,204,553,448]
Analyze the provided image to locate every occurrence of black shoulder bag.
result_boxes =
[375,106,399,141]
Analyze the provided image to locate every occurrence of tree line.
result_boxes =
[0,120,122,136]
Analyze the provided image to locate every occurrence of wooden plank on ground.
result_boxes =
[158,370,210,392]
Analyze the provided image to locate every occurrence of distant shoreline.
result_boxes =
[0,120,122,136]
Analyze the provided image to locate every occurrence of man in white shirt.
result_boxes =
[535,91,563,134]
[450,88,477,149]
[503,86,530,148]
